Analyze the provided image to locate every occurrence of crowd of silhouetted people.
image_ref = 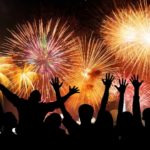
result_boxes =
[0,74,150,148]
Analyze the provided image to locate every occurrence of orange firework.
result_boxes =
[0,56,15,100]
[10,64,38,99]
[66,35,117,117]
[101,0,150,79]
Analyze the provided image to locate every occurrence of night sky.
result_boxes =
[0,0,140,42]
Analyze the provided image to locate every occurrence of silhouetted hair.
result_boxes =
[78,104,94,122]
[29,90,41,102]
[143,108,150,120]
[44,113,62,128]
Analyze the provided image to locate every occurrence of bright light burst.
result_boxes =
[101,0,150,78]
[4,19,80,101]
[0,57,14,100]
[0,56,15,76]
[66,35,117,116]
[10,65,38,98]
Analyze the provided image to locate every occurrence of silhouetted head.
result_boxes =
[3,112,17,129]
[99,111,113,129]
[29,90,41,103]
[119,112,133,129]
[44,113,62,129]
[78,104,94,124]
[143,108,150,127]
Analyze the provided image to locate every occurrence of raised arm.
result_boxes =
[60,86,80,133]
[50,77,63,99]
[96,73,114,122]
[115,78,128,125]
[50,78,79,133]
[44,78,79,112]
[130,75,143,127]
[0,84,20,106]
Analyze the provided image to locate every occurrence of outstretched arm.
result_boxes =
[45,81,79,112]
[0,84,20,106]
[50,78,79,133]
[115,78,128,126]
[60,87,80,134]
[130,75,143,127]
[96,73,114,123]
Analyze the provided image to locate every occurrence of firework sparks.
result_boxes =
[0,56,15,100]
[66,35,117,116]
[4,19,80,101]
[101,1,150,78]
[125,81,150,113]
[10,65,38,98]
[112,73,150,113]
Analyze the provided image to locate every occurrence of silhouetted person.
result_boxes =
[142,108,150,146]
[94,73,114,147]
[116,75,144,147]
[130,75,143,128]
[114,78,130,147]
[43,113,66,138]
[143,108,150,128]
[95,73,114,123]
[130,75,144,146]
[115,78,128,126]
[1,112,17,136]
[117,111,134,147]
[51,74,114,147]
[0,83,77,136]
[51,77,94,146]
[42,113,68,147]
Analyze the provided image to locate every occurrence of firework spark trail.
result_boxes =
[101,0,150,79]
[66,35,118,116]
[4,19,81,101]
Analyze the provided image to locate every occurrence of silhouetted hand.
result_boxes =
[69,86,80,95]
[102,73,114,88]
[115,78,128,93]
[50,77,63,91]
[130,75,143,89]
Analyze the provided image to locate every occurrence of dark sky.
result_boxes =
[0,0,96,40]
[0,0,99,26]
[0,0,144,41]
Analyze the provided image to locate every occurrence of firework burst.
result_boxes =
[66,35,117,116]
[101,0,150,79]
[4,19,80,101]
[10,65,38,98]
[0,56,15,100]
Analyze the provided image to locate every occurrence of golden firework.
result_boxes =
[10,65,38,98]
[66,35,117,117]
[101,0,150,79]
